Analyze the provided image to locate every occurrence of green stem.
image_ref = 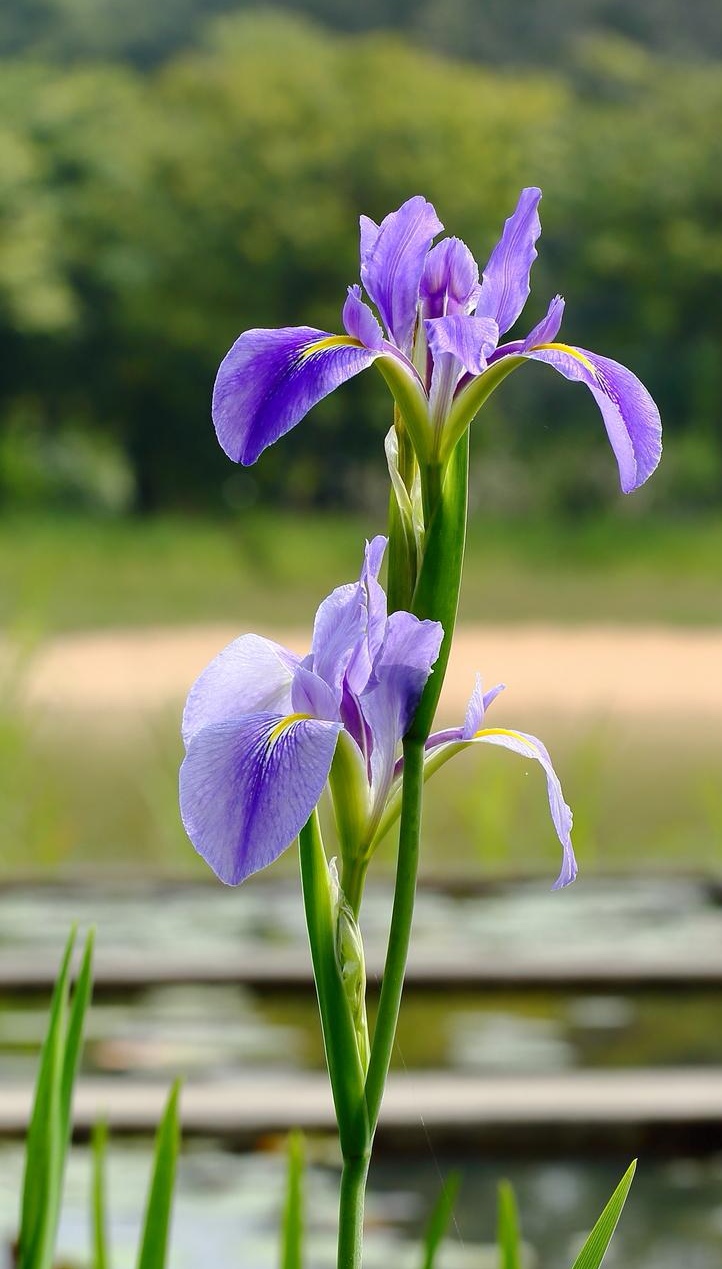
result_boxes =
[298,813,369,1159]
[364,734,425,1132]
[337,1152,370,1269]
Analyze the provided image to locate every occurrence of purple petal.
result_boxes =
[291,665,340,722]
[342,284,384,350]
[212,326,380,465]
[420,237,481,318]
[361,611,443,805]
[461,673,506,739]
[359,196,443,353]
[180,712,341,885]
[468,727,577,889]
[309,537,388,698]
[182,634,298,747]
[524,344,662,492]
[522,295,565,350]
[476,188,542,336]
[425,314,499,376]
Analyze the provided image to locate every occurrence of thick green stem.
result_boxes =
[337,1152,370,1269]
[364,735,425,1132]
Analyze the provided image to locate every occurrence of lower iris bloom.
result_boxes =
[213,189,661,493]
[180,539,577,889]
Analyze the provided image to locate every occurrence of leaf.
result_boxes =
[17,927,75,1269]
[497,1180,522,1269]
[569,1161,637,1269]
[420,1173,460,1269]
[280,1131,304,1269]
[92,1121,110,1269]
[61,928,95,1146]
[136,1081,181,1269]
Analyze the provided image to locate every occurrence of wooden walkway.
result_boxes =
[1,1070,721,1154]
[1,949,722,995]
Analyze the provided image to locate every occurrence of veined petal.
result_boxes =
[212,326,379,465]
[420,236,481,318]
[425,314,499,376]
[522,295,565,350]
[310,537,388,698]
[361,610,443,809]
[467,727,577,889]
[461,673,506,738]
[342,284,384,350]
[523,343,662,492]
[291,665,340,722]
[182,634,298,747]
[180,712,341,885]
[476,188,542,336]
[359,196,443,353]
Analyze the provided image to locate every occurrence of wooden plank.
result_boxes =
[0,1069,721,1154]
[2,950,722,995]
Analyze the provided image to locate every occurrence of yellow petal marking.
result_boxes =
[530,342,596,374]
[268,712,313,743]
[473,726,533,749]
[300,335,363,359]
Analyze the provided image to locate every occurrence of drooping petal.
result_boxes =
[522,294,565,350]
[467,727,576,889]
[342,284,384,350]
[309,537,388,698]
[359,196,443,353]
[361,610,443,808]
[180,712,341,885]
[523,344,662,492]
[212,326,380,465]
[182,634,298,747]
[420,237,482,319]
[425,314,500,376]
[476,188,542,336]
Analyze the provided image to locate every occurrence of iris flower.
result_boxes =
[212,188,661,492]
[180,538,576,889]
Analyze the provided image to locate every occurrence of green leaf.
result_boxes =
[17,927,75,1269]
[91,1121,110,1269]
[569,1161,637,1269]
[420,1173,460,1269]
[497,1180,522,1269]
[62,928,95,1149]
[280,1131,304,1269]
[136,1081,181,1269]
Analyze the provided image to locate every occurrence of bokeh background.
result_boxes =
[1,2,722,1266]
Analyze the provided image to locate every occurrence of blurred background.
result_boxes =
[1,1,722,1265]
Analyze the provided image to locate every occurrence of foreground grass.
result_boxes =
[3,510,722,634]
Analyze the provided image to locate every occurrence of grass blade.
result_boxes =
[136,1081,181,1269]
[280,1131,304,1269]
[17,927,76,1269]
[92,1122,110,1269]
[569,1161,637,1269]
[61,928,95,1145]
[497,1180,522,1269]
[420,1173,460,1269]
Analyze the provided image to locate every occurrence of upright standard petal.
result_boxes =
[359,196,443,353]
[524,344,662,492]
[420,237,481,318]
[212,326,380,465]
[309,537,388,698]
[466,726,577,889]
[425,314,499,376]
[476,188,542,336]
[522,295,565,350]
[182,634,298,747]
[180,712,341,885]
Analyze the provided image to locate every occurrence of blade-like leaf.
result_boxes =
[420,1173,460,1269]
[17,927,76,1269]
[569,1161,637,1269]
[92,1121,110,1269]
[62,928,95,1145]
[497,1180,522,1269]
[136,1081,181,1269]
[280,1131,304,1269]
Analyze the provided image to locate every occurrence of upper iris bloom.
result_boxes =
[213,189,661,493]
[180,537,443,884]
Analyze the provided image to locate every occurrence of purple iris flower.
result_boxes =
[179,537,443,884]
[213,189,661,493]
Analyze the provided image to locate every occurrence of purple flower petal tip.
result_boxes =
[359,195,443,352]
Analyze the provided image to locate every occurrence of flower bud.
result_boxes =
[329,859,369,1074]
